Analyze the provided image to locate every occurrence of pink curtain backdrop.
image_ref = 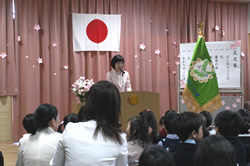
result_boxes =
[0,0,248,141]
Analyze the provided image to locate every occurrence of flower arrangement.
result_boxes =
[72,76,94,102]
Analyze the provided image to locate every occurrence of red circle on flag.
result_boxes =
[86,19,108,43]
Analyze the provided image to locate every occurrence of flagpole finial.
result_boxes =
[197,22,205,39]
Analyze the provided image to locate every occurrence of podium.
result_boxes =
[72,102,85,114]
[120,91,160,130]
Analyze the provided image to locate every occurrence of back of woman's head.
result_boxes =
[35,104,58,130]
[23,113,37,135]
[195,135,236,166]
[128,116,151,147]
[24,104,58,134]
[85,80,122,144]
[139,145,175,166]
[63,113,78,127]
[139,110,158,144]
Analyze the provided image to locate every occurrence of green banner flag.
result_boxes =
[182,37,222,113]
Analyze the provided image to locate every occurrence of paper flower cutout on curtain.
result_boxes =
[173,71,176,75]
[222,30,225,36]
[214,25,219,31]
[175,61,180,66]
[241,52,245,57]
[225,106,230,110]
[0,52,7,59]
[137,65,139,69]
[181,99,185,104]
[54,73,57,76]
[221,100,225,105]
[232,103,237,108]
[37,57,43,64]
[155,49,160,55]
[139,43,146,50]
[236,98,241,103]
[33,65,35,68]
[150,20,152,23]
[134,55,138,58]
[16,36,22,42]
[165,29,168,32]
[173,41,177,47]
[25,56,29,59]
[149,59,152,62]
[180,80,186,88]
[177,53,180,58]
[63,65,69,69]
[34,24,41,31]
[52,42,57,47]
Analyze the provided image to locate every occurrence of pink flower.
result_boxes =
[221,100,225,105]
[63,65,69,69]
[236,98,241,103]
[16,36,22,42]
[52,42,57,47]
[225,106,230,110]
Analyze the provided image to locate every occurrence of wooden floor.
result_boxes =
[0,141,19,166]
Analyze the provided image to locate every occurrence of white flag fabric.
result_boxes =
[72,13,121,52]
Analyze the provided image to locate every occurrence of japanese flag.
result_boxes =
[72,13,121,52]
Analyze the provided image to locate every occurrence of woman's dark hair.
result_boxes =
[111,55,124,69]
[139,110,158,144]
[24,104,58,135]
[139,145,175,166]
[174,111,203,142]
[23,113,36,134]
[199,114,210,138]
[85,80,122,144]
[195,135,236,166]
[78,106,88,122]
[128,116,151,148]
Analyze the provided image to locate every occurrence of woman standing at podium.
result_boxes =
[106,55,132,92]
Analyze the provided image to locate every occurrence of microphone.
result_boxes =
[119,68,125,76]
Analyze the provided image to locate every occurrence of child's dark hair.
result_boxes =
[199,110,212,127]
[24,104,58,135]
[57,113,79,133]
[164,110,179,134]
[214,110,243,138]
[237,109,250,134]
[139,145,175,166]
[128,116,151,148]
[111,55,124,69]
[139,109,158,144]
[195,135,236,166]
[174,111,203,142]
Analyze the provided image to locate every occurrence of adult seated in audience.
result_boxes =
[77,105,88,122]
[157,113,167,142]
[169,111,203,166]
[16,104,61,166]
[0,151,3,166]
[139,145,175,166]
[214,110,247,166]
[52,80,128,166]
[195,135,236,166]
[126,116,152,166]
[199,110,215,135]
[158,110,180,150]
[139,109,158,144]
[57,113,78,133]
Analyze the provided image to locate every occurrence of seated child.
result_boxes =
[169,111,203,166]
[199,110,215,135]
[57,113,78,133]
[214,110,247,166]
[139,145,175,166]
[126,116,152,166]
[158,110,180,150]
[195,135,236,166]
